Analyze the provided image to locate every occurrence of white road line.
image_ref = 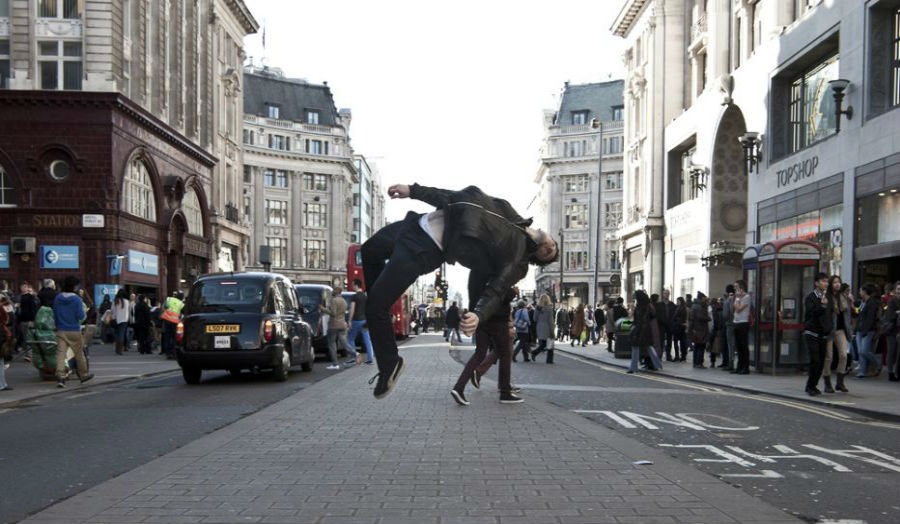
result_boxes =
[573,410,638,428]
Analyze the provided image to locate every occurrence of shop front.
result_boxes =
[854,153,900,289]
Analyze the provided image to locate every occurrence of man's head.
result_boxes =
[615,297,624,305]
[662,289,670,301]
[62,276,80,293]
[43,278,55,290]
[353,279,363,291]
[814,272,829,291]
[333,286,343,296]
[451,301,457,307]
[735,280,747,294]
[725,284,735,295]
[529,229,559,266]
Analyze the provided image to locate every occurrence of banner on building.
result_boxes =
[0,245,9,269]
[127,249,159,276]
[94,284,120,310]
[110,255,123,277]
[40,245,79,269]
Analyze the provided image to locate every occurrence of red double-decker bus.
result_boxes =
[347,244,410,339]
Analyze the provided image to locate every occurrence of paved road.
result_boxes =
[0,360,360,524]
[452,347,900,524]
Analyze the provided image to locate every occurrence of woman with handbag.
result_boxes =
[823,275,851,392]
[628,290,662,374]
[530,294,556,363]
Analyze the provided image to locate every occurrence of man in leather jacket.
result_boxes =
[361,183,558,399]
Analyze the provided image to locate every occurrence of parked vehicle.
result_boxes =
[176,272,314,384]
[295,283,332,354]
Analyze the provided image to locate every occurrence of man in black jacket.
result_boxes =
[803,272,833,396]
[362,183,558,399]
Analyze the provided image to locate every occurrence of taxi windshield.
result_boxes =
[187,280,266,313]
[297,288,323,310]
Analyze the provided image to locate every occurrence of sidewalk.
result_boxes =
[20,334,800,524]
[1,341,179,408]
[556,340,900,421]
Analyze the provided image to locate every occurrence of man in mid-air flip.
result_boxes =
[362,183,559,399]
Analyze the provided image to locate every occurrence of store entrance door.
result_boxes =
[858,257,900,291]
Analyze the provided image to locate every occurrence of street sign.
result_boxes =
[82,214,105,228]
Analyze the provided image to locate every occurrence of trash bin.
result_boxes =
[614,318,633,359]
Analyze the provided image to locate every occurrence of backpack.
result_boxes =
[514,309,530,332]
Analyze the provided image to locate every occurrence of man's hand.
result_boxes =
[460,312,479,336]
[388,184,410,199]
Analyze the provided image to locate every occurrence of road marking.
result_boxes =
[675,413,760,431]
[802,444,900,473]
[659,443,757,467]
[726,445,852,472]
[576,410,759,431]
[574,410,638,428]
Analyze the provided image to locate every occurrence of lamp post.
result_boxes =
[738,132,763,175]
[558,227,565,308]
[590,118,604,307]
[828,79,853,133]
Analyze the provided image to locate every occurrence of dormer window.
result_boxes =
[612,106,624,121]
[306,110,319,124]
[266,104,280,119]
[572,110,589,125]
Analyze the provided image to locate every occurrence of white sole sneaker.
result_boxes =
[450,390,470,406]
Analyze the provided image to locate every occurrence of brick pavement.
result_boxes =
[20,334,801,524]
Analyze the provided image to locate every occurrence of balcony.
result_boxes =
[244,115,345,137]
[224,203,240,223]
[551,120,624,136]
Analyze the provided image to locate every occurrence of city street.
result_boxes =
[452,342,900,524]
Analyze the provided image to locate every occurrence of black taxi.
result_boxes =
[176,272,314,384]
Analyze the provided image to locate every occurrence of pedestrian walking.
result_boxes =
[592,303,605,345]
[322,286,351,370]
[15,283,39,353]
[803,272,833,396]
[709,297,723,368]
[527,303,537,346]
[160,290,184,360]
[445,301,462,343]
[651,293,667,359]
[556,306,569,342]
[77,289,97,352]
[133,295,153,355]
[673,297,688,362]
[628,290,663,373]
[720,285,736,369]
[360,183,558,398]
[0,294,14,391]
[38,279,57,308]
[112,289,131,355]
[855,283,883,378]
[731,279,751,374]
[53,276,92,388]
[344,279,375,365]
[530,294,556,363]
[570,303,587,347]
[661,290,676,360]
[512,301,532,362]
[881,281,900,382]
[690,293,711,368]
[824,275,851,393]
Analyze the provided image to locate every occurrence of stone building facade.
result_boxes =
[532,80,625,307]
[0,0,257,299]
[241,66,357,287]
[352,154,386,245]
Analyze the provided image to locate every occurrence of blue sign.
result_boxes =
[110,256,123,277]
[0,245,8,269]
[40,245,79,269]
[94,284,120,310]
[127,249,159,276]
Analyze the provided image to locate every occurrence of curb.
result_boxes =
[556,346,900,424]
[0,367,180,410]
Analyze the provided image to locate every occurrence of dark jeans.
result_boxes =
[664,330,673,360]
[805,333,827,390]
[445,327,462,343]
[693,341,706,366]
[673,328,688,360]
[718,327,730,367]
[161,321,176,356]
[734,322,750,372]
[454,316,512,394]
[531,338,554,363]
[363,213,443,373]
[513,332,531,361]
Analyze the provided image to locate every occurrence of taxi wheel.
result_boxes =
[301,342,313,372]
[272,349,290,382]
[182,366,202,385]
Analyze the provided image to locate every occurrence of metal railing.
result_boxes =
[224,203,240,223]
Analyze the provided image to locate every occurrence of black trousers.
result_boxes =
[454,316,512,394]
[531,338,554,363]
[363,212,444,373]
[512,332,531,361]
[734,322,750,372]
[805,333,827,390]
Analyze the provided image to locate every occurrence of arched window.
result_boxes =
[183,187,203,236]
[121,159,156,221]
[0,166,15,207]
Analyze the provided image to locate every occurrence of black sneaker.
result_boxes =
[500,393,523,404]
[470,370,481,389]
[450,389,470,406]
[56,380,66,388]
[510,385,522,394]
[79,373,94,384]
[369,357,404,399]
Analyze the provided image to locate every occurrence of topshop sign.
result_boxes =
[776,155,819,188]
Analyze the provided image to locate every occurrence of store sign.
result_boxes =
[94,284,120,310]
[776,156,819,188]
[0,245,9,269]
[40,245,79,269]
[82,214,105,228]
[21,214,81,228]
[127,249,159,276]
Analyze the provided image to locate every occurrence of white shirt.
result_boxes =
[419,210,445,251]
[114,300,131,324]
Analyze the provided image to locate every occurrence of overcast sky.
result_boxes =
[243,0,626,304]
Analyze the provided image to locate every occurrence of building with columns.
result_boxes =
[531,80,625,307]
[0,0,257,298]
[241,66,357,287]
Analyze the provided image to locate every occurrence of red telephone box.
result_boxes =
[754,239,821,374]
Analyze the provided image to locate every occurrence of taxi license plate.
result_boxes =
[214,336,231,349]
[206,324,240,334]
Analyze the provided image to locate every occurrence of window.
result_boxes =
[750,2,762,53]
[789,54,839,154]
[680,145,699,203]
[352,193,360,207]
[305,139,328,155]
[857,189,900,246]
[564,140,587,157]
[304,202,327,227]
[604,202,622,228]
[0,39,9,89]
[564,174,589,193]
[243,194,251,218]
[265,199,288,225]
[266,104,280,119]
[565,203,588,229]
[243,165,252,183]
[267,237,286,268]
[612,106,624,121]
[183,188,203,235]
[0,166,15,207]
[605,240,620,270]
[38,0,81,18]
[303,173,328,191]
[262,169,287,188]
[303,239,327,269]
[306,110,319,124]
[564,241,588,271]
[571,111,588,125]
[0,0,8,16]
[264,168,275,187]
[268,134,289,151]
[38,40,82,90]
[121,159,156,221]
[242,129,254,145]
[680,278,695,298]
[605,171,623,190]
[603,136,623,155]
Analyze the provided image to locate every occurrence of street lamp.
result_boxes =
[590,118,604,307]
[828,79,853,133]
[738,132,763,175]
[558,227,565,307]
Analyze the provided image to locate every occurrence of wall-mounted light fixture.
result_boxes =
[828,79,853,133]
[738,132,763,175]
